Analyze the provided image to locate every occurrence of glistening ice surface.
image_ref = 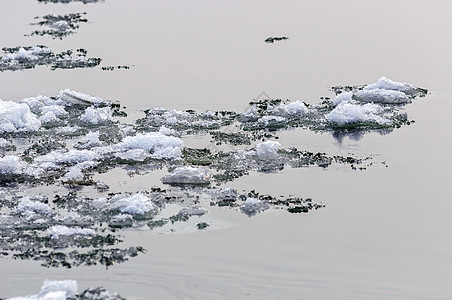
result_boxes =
[1,0,452,299]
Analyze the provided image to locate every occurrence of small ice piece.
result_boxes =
[115,149,150,161]
[75,131,102,149]
[47,225,95,239]
[91,197,108,210]
[257,115,286,126]
[332,91,353,106]
[256,141,281,160]
[354,89,410,104]
[159,125,177,136]
[36,149,98,165]
[178,206,208,217]
[240,106,259,122]
[2,46,51,62]
[109,193,155,215]
[79,106,113,125]
[50,20,69,31]
[37,280,78,299]
[325,102,390,126]
[240,198,269,216]
[363,76,418,95]
[161,166,211,185]
[58,89,108,106]
[17,197,52,215]
[0,138,10,148]
[0,155,24,175]
[0,99,41,133]
[63,165,84,181]
[274,101,309,116]
[39,111,59,123]
[119,132,183,159]
[42,105,68,117]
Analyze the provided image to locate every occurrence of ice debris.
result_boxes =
[108,193,155,215]
[47,225,95,238]
[28,13,88,40]
[363,76,419,95]
[79,107,113,125]
[0,100,41,133]
[256,141,280,160]
[240,198,269,216]
[6,279,125,300]
[119,132,183,159]
[161,166,211,185]
[325,102,390,126]
[354,89,410,104]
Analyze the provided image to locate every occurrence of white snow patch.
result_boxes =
[0,100,41,133]
[119,132,183,159]
[325,102,390,126]
[109,193,154,215]
[79,106,113,124]
[36,149,98,165]
[0,155,24,175]
[257,115,286,125]
[332,91,353,106]
[47,225,95,239]
[256,141,281,160]
[363,76,418,95]
[75,131,102,149]
[273,101,309,116]
[17,197,52,215]
[354,89,410,104]
[115,149,150,161]
[58,89,108,106]
[161,166,211,185]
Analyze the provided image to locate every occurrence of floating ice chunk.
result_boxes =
[161,166,211,185]
[17,197,52,215]
[2,46,51,62]
[58,89,108,106]
[21,95,67,113]
[91,197,108,210]
[332,91,353,106]
[0,99,41,133]
[37,280,77,299]
[256,141,281,160]
[75,131,102,149]
[50,20,69,31]
[240,198,269,216]
[0,138,10,148]
[178,206,208,217]
[47,225,95,238]
[257,115,287,125]
[119,132,183,159]
[39,111,59,123]
[240,106,259,122]
[79,106,113,124]
[36,149,98,166]
[0,155,24,175]
[63,161,97,181]
[159,126,177,136]
[109,193,155,215]
[42,105,68,117]
[354,89,410,104]
[115,149,150,161]
[363,76,418,95]
[325,102,390,126]
[274,101,309,116]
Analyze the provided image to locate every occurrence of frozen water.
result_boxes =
[115,149,150,161]
[161,166,211,185]
[74,131,102,149]
[363,76,418,95]
[0,99,41,133]
[108,193,155,215]
[273,100,309,116]
[17,197,52,215]
[332,91,353,106]
[257,115,287,125]
[7,280,77,300]
[1,46,51,62]
[119,132,183,159]
[354,89,410,104]
[240,198,269,216]
[256,141,281,160]
[47,225,95,238]
[36,149,99,165]
[58,89,108,106]
[178,206,208,217]
[79,106,113,124]
[325,102,390,126]
[0,155,24,175]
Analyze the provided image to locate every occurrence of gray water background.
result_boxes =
[1,0,452,299]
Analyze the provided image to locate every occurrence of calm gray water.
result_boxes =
[1,0,452,299]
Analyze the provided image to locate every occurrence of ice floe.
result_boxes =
[354,89,410,104]
[118,132,183,159]
[6,279,124,300]
[325,102,390,126]
[240,198,269,216]
[161,166,211,185]
[47,225,95,238]
[108,193,155,215]
[79,106,113,124]
[256,140,281,160]
[363,76,419,95]
[0,100,41,133]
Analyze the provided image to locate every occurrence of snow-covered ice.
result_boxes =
[325,102,390,126]
[119,132,183,159]
[47,225,95,238]
[0,155,24,175]
[240,198,269,216]
[17,197,52,215]
[108,193,155,215]
[363,76,418,95]
[256,141,281,160]
[0,99,41,133]
[354,89,410,104]
[58,89,107,106]
[161,166,211,185]
[79,106,113,124]
[332,91,353,106]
